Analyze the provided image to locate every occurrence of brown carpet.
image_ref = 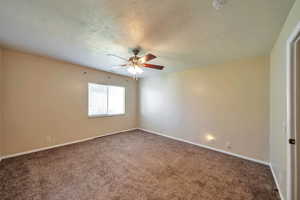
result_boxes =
[0,130,279,200]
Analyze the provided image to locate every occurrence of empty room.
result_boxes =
[0,0,300,200]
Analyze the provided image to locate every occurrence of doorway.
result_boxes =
[296,38,300,200]
[287,23,300,200]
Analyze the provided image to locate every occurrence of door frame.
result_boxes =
[287,21,300,200]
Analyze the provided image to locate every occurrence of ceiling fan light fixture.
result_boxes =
[127,66,143,75]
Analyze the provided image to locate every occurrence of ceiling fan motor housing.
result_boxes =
[132,48,140,56]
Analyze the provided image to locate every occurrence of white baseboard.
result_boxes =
[138,128,269,166]
[0,128,137,160]
[1,127,269,167]
[270,164,285,200]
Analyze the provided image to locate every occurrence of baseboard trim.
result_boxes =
[0,128,137,160]
[138,128,269,166]
[1,128,270,167]
[270,164,285,200]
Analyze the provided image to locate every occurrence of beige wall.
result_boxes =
[0,47,3,157]
[270,0,300,199]
[139,56,270,162]
[1,49,138,156]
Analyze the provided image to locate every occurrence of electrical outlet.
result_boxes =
[226,142,231,149]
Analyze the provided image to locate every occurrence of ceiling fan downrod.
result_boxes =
[132,48,140,56]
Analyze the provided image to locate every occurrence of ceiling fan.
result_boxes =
[108,48,164,76]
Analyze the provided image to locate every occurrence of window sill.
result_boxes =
[88,113,125,119]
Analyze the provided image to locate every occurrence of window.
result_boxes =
[88,83,125,117]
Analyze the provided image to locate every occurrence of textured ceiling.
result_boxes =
[0,0,295,77]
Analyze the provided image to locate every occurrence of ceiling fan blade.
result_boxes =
[111,67,123,70]
[107,54,128,62]
[143,63,164,70]
[112,66,123,69]
[111,64,128,69]
[140,53,157,63]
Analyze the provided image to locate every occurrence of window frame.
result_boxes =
[88,83,126,118]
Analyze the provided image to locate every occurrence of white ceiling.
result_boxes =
[0,0,295,77]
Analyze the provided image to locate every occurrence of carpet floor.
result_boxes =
[0,130,279,200]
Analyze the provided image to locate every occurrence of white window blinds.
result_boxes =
[88,83,125,117]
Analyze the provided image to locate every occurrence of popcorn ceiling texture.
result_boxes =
[0,130,279,200]
[0,0,295,77]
